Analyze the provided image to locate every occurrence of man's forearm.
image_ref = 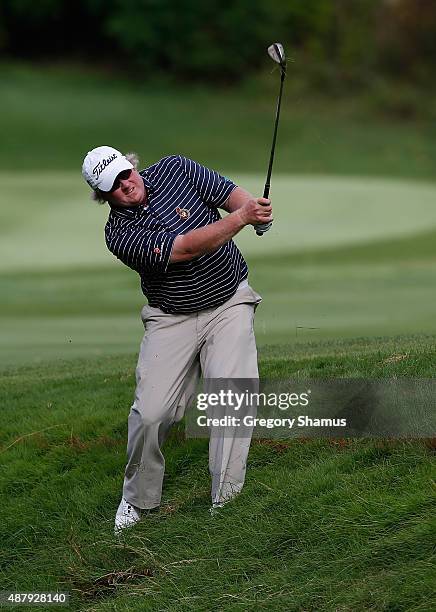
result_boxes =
[170,190,272,263]
[223,186,254,213]
[170,210,245,262]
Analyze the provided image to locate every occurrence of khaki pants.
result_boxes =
[122,284,262,509]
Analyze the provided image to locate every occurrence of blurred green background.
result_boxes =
[1,0,435,369]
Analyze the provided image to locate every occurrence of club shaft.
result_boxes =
[264,71,285,199]
[257,70,285,236]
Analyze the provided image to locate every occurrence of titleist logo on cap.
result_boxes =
[93,153,117,180]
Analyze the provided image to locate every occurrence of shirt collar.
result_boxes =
[139,170,155,193]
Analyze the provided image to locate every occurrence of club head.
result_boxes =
[267,43,286,71]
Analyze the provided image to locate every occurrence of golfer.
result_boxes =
[81,146,273,533]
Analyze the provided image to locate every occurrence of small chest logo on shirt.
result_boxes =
[175,207,190,220]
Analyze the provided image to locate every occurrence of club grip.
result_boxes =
[256,185,271,236]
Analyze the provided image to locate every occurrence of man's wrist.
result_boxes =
[235,208,248,226]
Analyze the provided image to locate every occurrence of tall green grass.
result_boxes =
[0,341,434,611]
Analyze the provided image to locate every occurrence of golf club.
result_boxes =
[256,42,287,236]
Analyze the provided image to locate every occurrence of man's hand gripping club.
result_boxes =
[225,186,273,236]
[237,197,273,234]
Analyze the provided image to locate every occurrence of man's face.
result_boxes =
[104,169,145,207]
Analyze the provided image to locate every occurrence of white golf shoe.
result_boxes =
[114,498,142,534]
[209,499,232,517]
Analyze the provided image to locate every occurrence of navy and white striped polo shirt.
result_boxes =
[105,155,248,313]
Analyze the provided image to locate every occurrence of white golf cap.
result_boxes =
[82,146,133,192]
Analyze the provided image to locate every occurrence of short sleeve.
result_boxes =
[106,225,176,274]
[177,155,237,207]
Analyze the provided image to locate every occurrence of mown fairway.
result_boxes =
[0,65,435,610]
[2,64,436,367]
[1,171,436,368]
